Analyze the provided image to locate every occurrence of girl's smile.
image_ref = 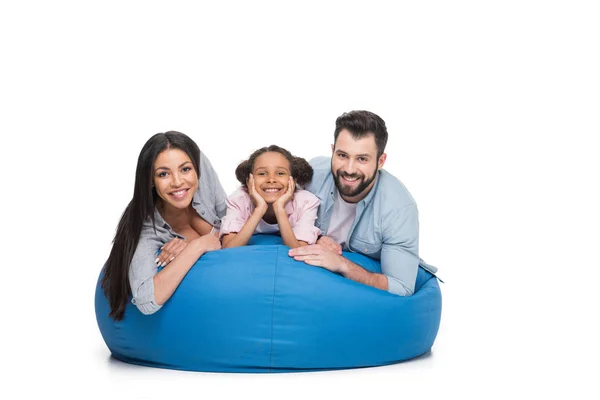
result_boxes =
[252,152,291,203]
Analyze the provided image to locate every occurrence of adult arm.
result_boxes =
[379,204,420,296]
[288,205,419,295]
[152,234,220,304]
[316,236,342,255]
[129,224,219,315]
[288,245,388,290]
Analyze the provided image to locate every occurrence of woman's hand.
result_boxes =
[274,176,295,213]
[156,238,187,267]
[193,232,222,255]
[247,174,268,214]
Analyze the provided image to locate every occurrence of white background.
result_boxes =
[2,1,599,399]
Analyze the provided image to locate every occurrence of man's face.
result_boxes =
[331,129,386,203]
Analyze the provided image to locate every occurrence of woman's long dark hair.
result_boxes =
[101,131,201,320]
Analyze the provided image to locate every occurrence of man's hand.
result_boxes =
[316,235,342,255]
[288,244,347,274]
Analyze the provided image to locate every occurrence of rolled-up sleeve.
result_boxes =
[381,204,420,296]
[128,224,166,315]
[219,190,251,238]
[291,191,321,244]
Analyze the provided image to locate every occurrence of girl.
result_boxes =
[220,145,321,249]
[101,131,226,320]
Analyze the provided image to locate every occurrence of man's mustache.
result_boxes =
[338,172,363,179]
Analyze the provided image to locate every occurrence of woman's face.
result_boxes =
[153,148,198,210]
[252,151,291,203]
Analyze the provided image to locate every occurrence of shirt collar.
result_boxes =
[153,207,171,230]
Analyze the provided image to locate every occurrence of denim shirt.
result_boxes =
[305,157,437,296]
[128,152,227,315]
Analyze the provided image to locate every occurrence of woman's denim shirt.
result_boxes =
[128,152,227,314]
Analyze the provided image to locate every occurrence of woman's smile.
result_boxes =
[169,188,191,200]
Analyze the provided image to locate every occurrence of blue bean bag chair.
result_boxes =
[95,234,442,372]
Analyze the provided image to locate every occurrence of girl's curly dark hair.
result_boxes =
[235,145,313,187]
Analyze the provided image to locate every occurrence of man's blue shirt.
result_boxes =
[305,156,437,296]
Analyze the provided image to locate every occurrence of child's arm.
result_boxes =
[275,210,308,248]
[222,175,268,248]
[222,205,266,248]
[273,178,312,249]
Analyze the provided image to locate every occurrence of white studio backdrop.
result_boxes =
[1,1,599,399]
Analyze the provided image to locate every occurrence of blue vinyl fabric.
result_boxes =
[95,234,442,372]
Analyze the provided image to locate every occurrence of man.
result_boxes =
[289,110,437,296]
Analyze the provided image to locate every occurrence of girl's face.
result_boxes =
[252,151,292,203]
[153,148,198,210]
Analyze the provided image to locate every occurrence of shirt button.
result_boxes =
[131,299,137,304]
[201,211,205,215]
[214,220,218,224]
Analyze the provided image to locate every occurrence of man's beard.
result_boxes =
[332,167,377,199]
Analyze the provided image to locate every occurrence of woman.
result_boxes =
[101,131,227,320]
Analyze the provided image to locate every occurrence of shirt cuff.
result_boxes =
[131,278,163,315]
[386,275,414,297]
[219,217,246,238]
[131,298,163,315]
[292,225,321,245]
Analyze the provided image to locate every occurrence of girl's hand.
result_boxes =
[156,238,187,267]
[274,176,295,212]
[247,174,268,213]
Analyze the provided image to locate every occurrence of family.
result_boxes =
[101,110,438,321]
